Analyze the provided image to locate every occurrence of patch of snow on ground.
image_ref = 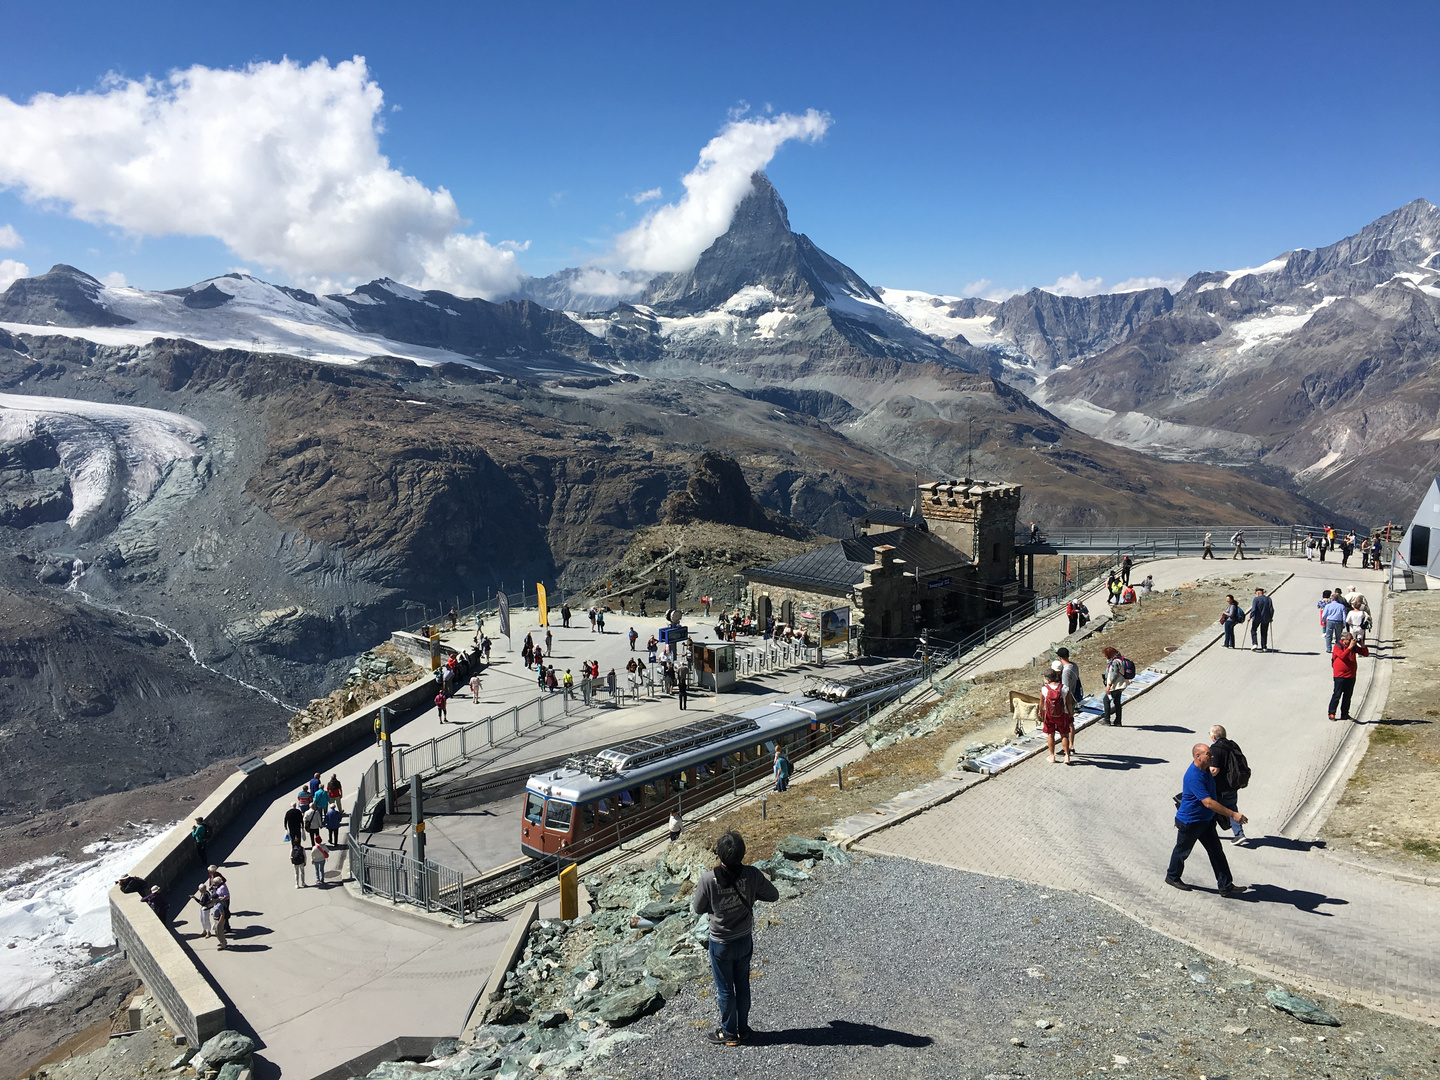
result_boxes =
[1222,256,1289,289]
[754,310,797,339]
[563,311,609,339]
[722,286,780,314]
[0,825,174,1012]
[1230,297,1339,354]
[1296,450,1344,481]
[654,310,738,342]
[0,393,207,528]
[878,287,1000,344]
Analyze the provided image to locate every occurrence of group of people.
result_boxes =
[1218,586,1276,650]
[1320,585,1372,721]
[285,773,344,887]
[1035,644,1133,762]
[1304,525,1383,568]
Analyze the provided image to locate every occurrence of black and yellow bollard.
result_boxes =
[559,864,578,921]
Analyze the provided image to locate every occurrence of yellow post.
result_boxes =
[558,864,578,921]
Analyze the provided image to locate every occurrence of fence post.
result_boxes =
[512,707,520,736]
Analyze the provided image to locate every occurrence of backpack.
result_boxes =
[1120,656,1136,680]
[1219,739,1251,790]
[290,845,306,866]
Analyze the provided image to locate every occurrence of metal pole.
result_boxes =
[761,796,768,821]
[380,707,395,816]
[836,765,843,791]
[410,773,426,906]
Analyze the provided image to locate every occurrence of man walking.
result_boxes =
[1055,647,1082,749]
[1208,725,1250,845]
[1202,532,1214,559]
[1247,587,1275,651]
[677,669,689,711]
[1166,743,1248,895]
[1101,646,1129,726]
[1120,554,1133,586]
[1321,590,1348,653]
[1230,530,1245,559]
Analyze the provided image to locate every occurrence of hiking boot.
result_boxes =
[1164,877,1192,891]
[706,1028,740,1047]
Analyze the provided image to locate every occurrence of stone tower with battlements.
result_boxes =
[917,479,1022,586]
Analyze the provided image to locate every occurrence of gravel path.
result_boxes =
[603,855,1439,1079]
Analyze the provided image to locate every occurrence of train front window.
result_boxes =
[524,792,545,825]
[545,800,573,831]
[581,803,596,832]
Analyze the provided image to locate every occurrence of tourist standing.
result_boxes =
[1345,598,1368,646]
[1329,631,1369,721]
[691,831,780,1046]
[1101,646,1129,725]
[561,603,571,628]
[1165,743,1247,895]
[1066,598,1080,635]
[212,885,230,950]
[669,811,683,843]
[190,816,210,867]
[1040,668,1075,764]
[1208,725,1250,846]
[1321,591,1347,652]
[142,885,170,923]
[1220,594,1243,649]
[194,881,214,938]
[1248,587,1275,651]
[1120,554,1133,586]
[773,748,792,792]
[677,669,689,710]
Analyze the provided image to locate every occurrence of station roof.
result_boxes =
[745,528,971,594]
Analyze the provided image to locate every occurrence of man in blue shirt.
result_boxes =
[1321,592,1348,652]
[1166,743,1249,895]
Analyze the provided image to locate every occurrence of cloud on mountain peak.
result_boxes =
[0,57,524,298]
[607,110,831,274]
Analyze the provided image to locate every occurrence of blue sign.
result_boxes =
[927,576,953,590]
[658,626,688,644]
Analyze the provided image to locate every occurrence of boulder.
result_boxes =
[533,1009,568,1029]
[644,954,705,984]
[596,986,662,1026]
[1265,987,1341,1025]
[428,1038,463,1061]
[216,1064,245,1080]
[774,835,851,865]
[434,1054,501,1080]
[194,1031,255,1071]
[634,899,689,922]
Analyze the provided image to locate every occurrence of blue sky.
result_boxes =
[1,0,1437,299]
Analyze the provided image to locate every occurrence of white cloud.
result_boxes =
[0,259,29,291]
[0,224,21,249]
[0,57,524,299]
[631,187,662,205]
[1110,275,1186,294]
[962,278,1022,302]
[1046,272,1105,297]
[101,271,127,288]
[609,110,831,274]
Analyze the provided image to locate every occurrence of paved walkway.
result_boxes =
[862,557,1440,1021]
[170,609,828,1078]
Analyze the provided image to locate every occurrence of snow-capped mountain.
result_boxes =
[0,266,615,377]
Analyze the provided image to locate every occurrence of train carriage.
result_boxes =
[520,660,924,860]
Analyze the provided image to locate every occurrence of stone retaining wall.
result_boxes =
[109,673,440,1045]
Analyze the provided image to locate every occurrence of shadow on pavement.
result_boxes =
[1240,883,1348,915]
[1244,836,1326,852]
[748,1020,933,1048]
[1131,725,1194,733]
[1072,754,1167,770]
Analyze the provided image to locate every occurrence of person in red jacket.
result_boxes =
[1329,632,1369,721]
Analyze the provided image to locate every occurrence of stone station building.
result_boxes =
[745,478,1023,654]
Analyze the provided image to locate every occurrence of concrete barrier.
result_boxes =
[109,672,440,1045]
[460,902,539,1040]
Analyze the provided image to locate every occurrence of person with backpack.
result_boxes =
[1040,668,1075,764]
[1230,530,1245,559]
[691,830,780,1046]
[1120,554,1133,586]
[304,802,323,847]
[773,748,792,792]
[1066,599,1080,635]
[311,840,330,886]
[1208,725,1251,845]
[1101,646,1132,725]
[1202,532,1214,559]
[291,840,307,887]
[1220,594,1244,649]
[190,816,210,867]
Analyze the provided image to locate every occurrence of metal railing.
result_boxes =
[1017,524,1320,555]
[397,591,545,636]
[349,837,469,920]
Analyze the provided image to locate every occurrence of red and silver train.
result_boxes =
[520,660,923,860]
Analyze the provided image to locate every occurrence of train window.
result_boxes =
[581,803,596,832]
[642,781,658,805]
[618,789,638,815]
[524,792,545,825]
[674,771,689,791]
[597,798,615,826]
[545,800,573,832]
[730,751,744,767]
[655,777,669,799]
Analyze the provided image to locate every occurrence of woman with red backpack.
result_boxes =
[1040,668,1075,764]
